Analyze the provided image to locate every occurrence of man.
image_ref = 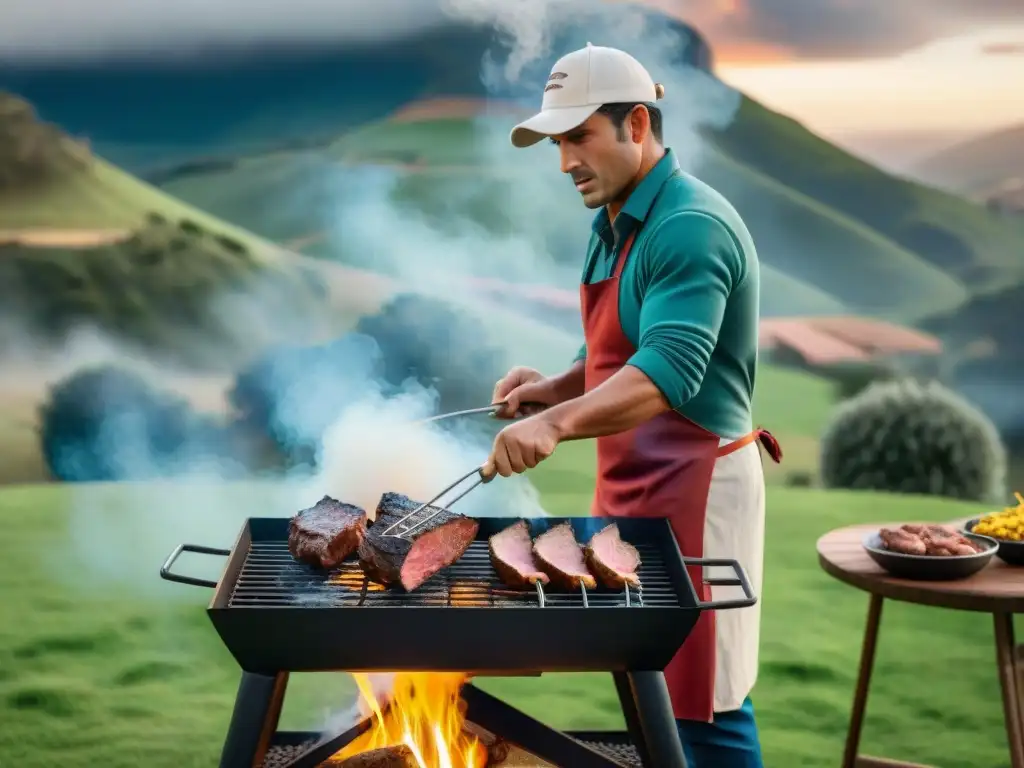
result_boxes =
[480,44,782,768]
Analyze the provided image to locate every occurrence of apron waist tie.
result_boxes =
[716,426,783,464]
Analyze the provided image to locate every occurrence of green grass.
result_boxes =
[1,471,1018,767]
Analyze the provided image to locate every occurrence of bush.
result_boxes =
[819,379,1007,503]
[228,334,386,468]
[355,293,505,412]
[38,365,229,481]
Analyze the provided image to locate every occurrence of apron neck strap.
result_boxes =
[612,231,637,279]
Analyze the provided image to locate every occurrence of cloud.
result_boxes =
[3,0,1021,63]
[981,41,1024,55]
[689,0,1024,60]
[0,0,450,59]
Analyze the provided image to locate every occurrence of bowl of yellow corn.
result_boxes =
[965,492,1024,565]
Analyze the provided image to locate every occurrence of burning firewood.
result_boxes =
[462,721,510,766]
[486,737,510,765]
[335,745,416,768]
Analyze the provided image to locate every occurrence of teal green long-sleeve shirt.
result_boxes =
[575,148,760,439]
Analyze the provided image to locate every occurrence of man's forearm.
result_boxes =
[542,364,670,440]
[547,359,586,403]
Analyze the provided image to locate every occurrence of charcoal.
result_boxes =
[489,519,549,588]
[288,496,368,568]
[532,522,596,590]
[358,492,479,591]
[585,523,641,589]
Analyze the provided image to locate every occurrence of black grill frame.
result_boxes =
[161,513,758,768]
[164,516,719,674]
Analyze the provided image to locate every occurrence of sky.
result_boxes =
[2,0,1022,168]
[680,0,1024,167]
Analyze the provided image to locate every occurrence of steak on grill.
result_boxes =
[358,492,480,591]
[585,523,641,588]
[532,522,597,590]
[489,520,549,588]
[288,496,368,569]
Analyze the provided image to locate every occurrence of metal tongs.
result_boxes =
[378,465,491,538]
[416,404,503,424]
[415,401,547,425]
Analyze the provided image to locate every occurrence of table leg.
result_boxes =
[994,613,1024,768]
[842,594,884,768]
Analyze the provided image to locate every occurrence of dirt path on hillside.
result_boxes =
[0,229,130,248]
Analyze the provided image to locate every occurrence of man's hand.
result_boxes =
[481,414,561,478]
[491,366,558,419]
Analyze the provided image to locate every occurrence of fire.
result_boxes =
[333,672,489,768]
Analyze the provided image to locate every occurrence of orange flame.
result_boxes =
[332,673,489,767]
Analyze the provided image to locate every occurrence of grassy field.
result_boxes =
[0,466,1018,768]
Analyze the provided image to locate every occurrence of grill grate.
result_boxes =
[228,541,679,609]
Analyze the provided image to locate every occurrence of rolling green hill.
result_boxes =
[0,94,339,366]
[712,98,1024,288]
[911,122,1024,196]
[158,110,971,321]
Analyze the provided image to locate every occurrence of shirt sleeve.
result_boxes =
[574,343,587,363]
[626,211,744,410]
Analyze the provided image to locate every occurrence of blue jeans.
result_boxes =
[675,696,764,768]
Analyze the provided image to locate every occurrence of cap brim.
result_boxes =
[509,105,601,148]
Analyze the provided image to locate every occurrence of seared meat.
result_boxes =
[358,492,479,591]
[489,520,549,588]
[584,523,640,588]
[288,496,368,568]
[879,523,985,557]
[532,522,597,590]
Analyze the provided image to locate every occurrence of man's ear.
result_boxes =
[629,105,651,144]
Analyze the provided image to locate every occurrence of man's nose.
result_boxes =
[559,145,581,175]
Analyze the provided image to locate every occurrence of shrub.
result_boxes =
[355,293,505,412]
[819,379,1007,503]
[228,334,385,468]
[38,365,229,481]
[178,219,205,236]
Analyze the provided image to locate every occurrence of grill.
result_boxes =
[161,515,757,768]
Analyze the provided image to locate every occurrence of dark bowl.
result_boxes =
[862,531,998,581]
[964,519,1024,565]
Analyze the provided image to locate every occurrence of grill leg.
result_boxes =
[219,671,289,768]
[613,671,688,768]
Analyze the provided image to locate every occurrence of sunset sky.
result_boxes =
[665,0,1024,167]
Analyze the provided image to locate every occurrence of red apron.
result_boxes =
[580,231,782,723]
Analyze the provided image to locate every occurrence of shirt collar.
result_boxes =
[591,148,680,243]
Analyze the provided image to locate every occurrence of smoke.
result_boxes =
[325,0,740,294]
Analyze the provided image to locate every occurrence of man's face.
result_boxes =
[550,111,644,209]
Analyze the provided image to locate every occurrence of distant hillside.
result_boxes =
[0,92,335,368]
[157,104,975,322]
[0,6,711,172]
[911,122,1024,196]
[710,99,1024,290]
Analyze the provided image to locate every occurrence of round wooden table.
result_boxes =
[817,521,1024,768]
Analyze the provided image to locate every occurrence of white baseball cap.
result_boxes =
[510,43,665,148]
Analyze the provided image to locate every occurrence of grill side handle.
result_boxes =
[160,544,231,589]
[681,557,758,611]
